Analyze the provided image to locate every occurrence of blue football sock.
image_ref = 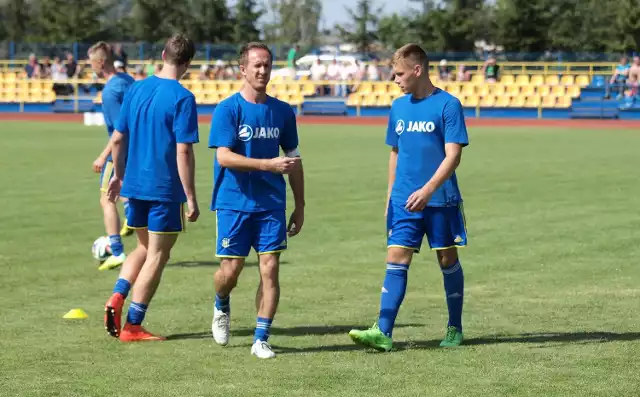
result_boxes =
[215,294,230,314]
[254,317,273,342]
[378,263,409,337]
[113,278,131,298]
[126,302,148,325]
[109,235,124,256]
[442,261,464,331]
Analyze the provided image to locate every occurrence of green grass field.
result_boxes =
[1,121,639,396]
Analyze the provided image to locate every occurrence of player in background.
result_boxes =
[88,42,135,271]
[208,42,305,359]
[103,33,200,342]
[349,43,469,351]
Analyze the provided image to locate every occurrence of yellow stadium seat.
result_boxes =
[288,83,301,94]
[567,85,581,98]
[3,91,17,102]
[346,94,362,106]
[500,75,515,85]
[464,95,479,107]
[506,85,520,96]
[477,84,490,97]
[575,75,590,87]
[560,75,575,85]
[525,95,541,108]
[542,95,556,108]
[42,81,54,91]
[4,72,17,82]
[203,81,216,92]
[217,81,232,95]
[377,95,392,106]
[289,94,303,105]
[43,91,56,102]
[509,95,525,107]
[552,85,566,96]
[471,74,484,84]
[203,92,219,104]
[30,91,44,102]
[545,75,560,85]
[374,83,388,95]
[446,83,461,96]
[388,84,402,95]
[490,84,506,96]
[480,95,496,107]
[521,85,535,96]
[461,84,476,96]
[515,75,530,85]
[495,95,511,107]
[537,85,551,97]
[530,75,544,86]
[556,96,572,108]
[358,82,374,95]
[362,94,378,107]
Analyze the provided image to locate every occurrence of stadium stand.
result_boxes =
[1,60,640,120]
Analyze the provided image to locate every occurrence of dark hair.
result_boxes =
[238,42,273,66]
[163,33,195,66]
[392,43,429,70]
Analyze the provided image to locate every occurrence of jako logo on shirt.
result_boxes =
[238,124,280,141]
[407,121,436,133]
[395,120,405,135]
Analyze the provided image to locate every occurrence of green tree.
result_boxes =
[614,0,640,53]
[262,0,322,48]
[231,0,261,44]
[0,0,33,41]
[336,0,383,53]
[37,0,106,42]
[191,0,233,43]
[377,13,415,51]
[495,0,552,53]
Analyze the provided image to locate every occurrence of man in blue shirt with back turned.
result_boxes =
[208,42,305,359]
[349,43,470,352]
[88,42,135,271]
[103,33,200,343]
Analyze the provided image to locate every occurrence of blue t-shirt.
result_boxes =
[115,76,200,203]
[386,89,469,207]
[208,93,299,213]
[102,72,135,161]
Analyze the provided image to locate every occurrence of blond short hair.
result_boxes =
[88,41,113,64]
[392,43,429,70]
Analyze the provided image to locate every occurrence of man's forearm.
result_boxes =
[177,145,196,201]
[111,132,126,179]
[217,149,270,172]
[423,154,461,194]
[288,163,305,208]
[387,149,398,203]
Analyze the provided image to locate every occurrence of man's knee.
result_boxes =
[386,247,413,265]
[437,248,458,268]
[218,258,244,288]
[259,254,280,282]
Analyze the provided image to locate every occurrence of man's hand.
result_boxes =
[405,186,433,213]
[93,156,107,173]
[287,206,304,237]
[185,198,200,222]
[267,157,301,174]
[107,176,122,203]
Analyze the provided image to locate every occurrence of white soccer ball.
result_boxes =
[92,236,112,262]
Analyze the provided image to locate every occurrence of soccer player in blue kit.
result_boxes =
[208,42,305,359]
[103,34,200,342]
[88,42,135,271]
[349,44,469,351]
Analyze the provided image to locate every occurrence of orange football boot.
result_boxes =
[119,323,166,342]
[104,293,125,337]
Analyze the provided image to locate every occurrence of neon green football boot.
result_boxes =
[439,326,464,347]
[348,323,393,352]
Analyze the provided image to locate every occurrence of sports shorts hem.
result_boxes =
[387,244,420,252]
[215,254,247,259]
[430,244,467,251]
[257,249,286,255]
[149,230,182,235]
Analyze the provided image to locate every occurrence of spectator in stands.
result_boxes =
[65,52,79,79]
[199,64,210,80]
[326,58,341,95]
[456,64,471,82]
[134,65,146,80]
[40,56,52,78]
[438,59,452,81]
[112,43,128,68]
[482,56,500,83]
[24,54,41,79]
[287,44,299,79]
[51,56,71,96]
[114,60,126,73]
[626,56,640,97]
[337,60,358,97]
[310,58,327,95]
[607,56,630,99]
[367,59,380,81]
[146,57,156,77]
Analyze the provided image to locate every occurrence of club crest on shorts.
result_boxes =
[221,238,230,248]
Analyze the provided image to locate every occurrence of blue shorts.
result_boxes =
[387,199,467,253]
[100,160,114,193]
[127,198,185,234]
[215,209,287,258]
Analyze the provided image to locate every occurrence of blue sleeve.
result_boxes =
[174,95,200,144]
[102,88,123,133]
[443,98,469,147]
[280,105,299,152]
[208,102,237,149]
[385,104,398,147]
[113,89,130,134]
